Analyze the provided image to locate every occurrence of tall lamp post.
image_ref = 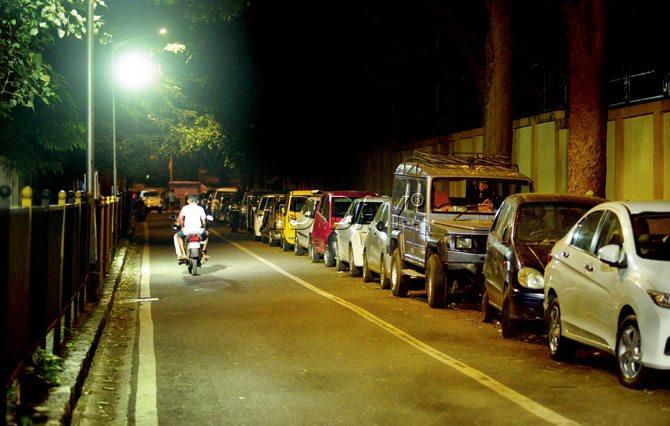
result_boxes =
[111,28,166,195]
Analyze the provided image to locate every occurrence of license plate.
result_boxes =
[188,242,201,249]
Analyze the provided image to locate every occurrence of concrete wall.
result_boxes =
[354,99,670,201]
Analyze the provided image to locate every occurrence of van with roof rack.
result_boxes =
[388,150,533,308]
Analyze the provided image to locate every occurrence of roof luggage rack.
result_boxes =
[405,150,519,171]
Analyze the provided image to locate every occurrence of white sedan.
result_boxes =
[544,201,670,388]
[334,197,385,277]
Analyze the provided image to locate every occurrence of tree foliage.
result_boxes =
[0,0,105,116]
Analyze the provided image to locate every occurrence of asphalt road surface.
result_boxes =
[73,213,670,425]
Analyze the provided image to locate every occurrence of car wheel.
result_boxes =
[390,248,408,297]
[481,286,496,323]
[501,292,517,338]
[309,237,320,263]
[362,250,374,283]
[349,245,361,277]
[547,297,574,361]
[617,315,647,388]
[324,237,336,267]
[379,254,391,289]
[426,253,446,308]
[336,241,348,272]
[282,237,291,251]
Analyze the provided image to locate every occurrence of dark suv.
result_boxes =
[389,151,533,308]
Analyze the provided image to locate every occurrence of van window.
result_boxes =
[290,196,307,212]
[332,197,352,218]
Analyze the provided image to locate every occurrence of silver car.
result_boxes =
[335,197,386,277]
[292,196,321,256]
[363,199,391,287]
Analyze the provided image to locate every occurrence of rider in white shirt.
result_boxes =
[173,195,209,260]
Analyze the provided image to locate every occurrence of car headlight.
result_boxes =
[517,267,545,289]
[455,236,473,250]
[648,290,670,308]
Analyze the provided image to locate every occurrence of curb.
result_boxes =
[34,244,130,425]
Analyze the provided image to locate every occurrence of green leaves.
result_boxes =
[0,0,106,116]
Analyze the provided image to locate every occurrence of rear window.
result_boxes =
[332,197,352,218]
[355,202,382,225]
[290,196,307,212]
[143,191,158,197]
[515,203,595,243]
[632,213,670,261]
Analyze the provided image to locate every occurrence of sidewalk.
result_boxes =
[26,244,132,424]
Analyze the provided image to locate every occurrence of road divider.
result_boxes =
[214,230,577,426]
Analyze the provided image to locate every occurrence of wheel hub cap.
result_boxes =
[618,326,642,380]
[549,306,561,353]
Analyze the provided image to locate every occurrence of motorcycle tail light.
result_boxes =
[188,234,201,242]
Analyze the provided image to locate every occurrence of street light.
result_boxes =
[110,28,166,195]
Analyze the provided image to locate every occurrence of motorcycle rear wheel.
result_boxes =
[190,258,198,276]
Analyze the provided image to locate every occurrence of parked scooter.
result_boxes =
[170,214,214,276]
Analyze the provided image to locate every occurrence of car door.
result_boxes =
[558,210,605,339]
[391,177,411,258]
[367,203,387,271]
[413,178,429,265]
[312,195,329,252]
[580,210,624,350]
[485,199,515,308]
[403,178,420,263]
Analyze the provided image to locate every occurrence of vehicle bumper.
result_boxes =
[509,289,545,322]
[640,303,670,370]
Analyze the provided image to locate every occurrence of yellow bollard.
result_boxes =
[75,191,82,205]
[21,186,33,208]
[58,190,67,206]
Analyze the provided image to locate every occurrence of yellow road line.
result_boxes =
[216,231,578,426]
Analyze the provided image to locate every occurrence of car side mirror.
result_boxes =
[376,220,385,232]
[598,244,625,267]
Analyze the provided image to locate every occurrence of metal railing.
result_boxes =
[1,186,125,412]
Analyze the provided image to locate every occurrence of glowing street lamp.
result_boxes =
[114,52,158,89]
[110,29,166,195]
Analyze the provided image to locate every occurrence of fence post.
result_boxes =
[0,186,10,420]
[58,190,70,343]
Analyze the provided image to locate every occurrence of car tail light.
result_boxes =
[188,234,201,242]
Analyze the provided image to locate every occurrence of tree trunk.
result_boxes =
[562,0,607,197]
[483,0,513,159]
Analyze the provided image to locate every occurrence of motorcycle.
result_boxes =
[170,214,214,276]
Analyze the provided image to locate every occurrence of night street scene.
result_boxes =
[3,0,670,424]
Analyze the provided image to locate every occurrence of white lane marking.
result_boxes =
[216,231,577,426]
[136,222,158,425]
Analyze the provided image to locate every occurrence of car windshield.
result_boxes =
[143,191,158,197]
[355,202,382,225]
[515,203,595,243]
[290,196,307,212]
[632,213,670,261]
[431,178,531,213]
[332,197,353,218]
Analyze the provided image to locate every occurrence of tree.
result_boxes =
[0,0,105,116]
[562,0,607,197]
[482,0,512,158]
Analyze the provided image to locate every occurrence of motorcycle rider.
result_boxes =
[173,194,210,262]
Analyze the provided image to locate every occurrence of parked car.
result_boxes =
[253,194,281,241]
[241,189,271,231]
[211,187,239,222]
[264,194,287,246]
[389,151,533,308]
[280,190,316,251]
[292,196,321,256]
[139,189,164,212]
[544,201,670,388]
[335,197,386,277]
[363,199,392,287]
[310,190,378,266]
[482,193,604,337]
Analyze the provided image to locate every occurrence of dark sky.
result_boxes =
[50,0,670,187]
